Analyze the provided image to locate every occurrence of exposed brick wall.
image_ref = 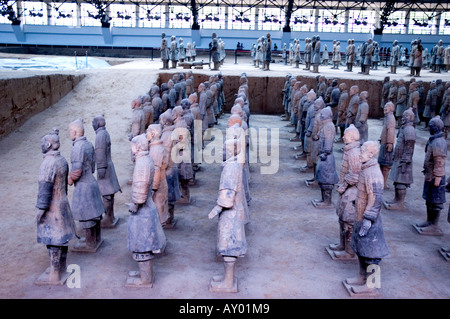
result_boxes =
[0,74,85,139]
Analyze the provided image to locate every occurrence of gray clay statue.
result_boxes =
[312,106,339,208]
[208,138,248,293]
[68,119,105,253]
[126,134,166,287]
[92,114,121,228]
[355,91,369,144]
[377,102,396,189]
[172,105,194,205]
[384,108,416,210]
[146,123,170,226]
[160,33,169,70]
[414,116,447,236]
[345,85,360,128]
[344,141,389,296]
[35,128,76,285]
[169,35,178,69]
[328,124,360,260]
[160,109,181,228]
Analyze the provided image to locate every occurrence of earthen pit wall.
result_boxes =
[158,72,429,120]
[0,74,85,140]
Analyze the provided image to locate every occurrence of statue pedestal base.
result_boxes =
[176,197,194,205]
[412,224,443,236]
[439,248,450,261]
[163,217,178,230]
[35,267,70,286]
[101,217,120,229]
[209,277,238,293]
[72,238,104,253]
[326,247,357,261]
[342,281,379,297]
[125,270,154,288]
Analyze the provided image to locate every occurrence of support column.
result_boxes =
[135,4,140,27]
[76,2,81,27]
[282,0,293,45]
[12,0,25,41]
[165,4,170,28]
[314,8,319,33]
[47,3,53,25]
[435,11,442,35]
[345,9,350,33]
[255,6,259,31]
[405,11,410,34]
[224,6,228,30]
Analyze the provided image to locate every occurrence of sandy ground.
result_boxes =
[0,53,449,301]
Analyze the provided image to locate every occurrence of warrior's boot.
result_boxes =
[101,194,118,228]
[345,257,367,286]
[300,153,313,173]
[163,204,176,229]
[334,225,355,259]
[415,67,421,77]
[210,256,237,292]
[383,186,406,210]
[176,181,191,204]
[290,132,301,142]
[329,221,345,251]
[313,185,333,208]
[416,204,443,235]
[60,246,68,275]
[138,259,153,285]
[85,226,97,249]
[381,166,391,189]
[95,219,102,245]
[48,246,62,282]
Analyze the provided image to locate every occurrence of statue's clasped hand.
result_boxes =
[128,203,139,214]
[208,205,222,219]
[359,218,372,237]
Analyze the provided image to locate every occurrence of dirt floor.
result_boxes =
[0,53,449,301]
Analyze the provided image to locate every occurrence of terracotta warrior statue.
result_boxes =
[414,116,447,236]
[92,115,121,228]
[312,35,321,73]
[329,124,360,260]
[126,134,166,287]
[384,108,416,210]
[390,40,400,74]
[146,123,170,226]
[211,33,220,71]
[68,119,105,253]
[377,102,396,189]
[169,35,178,69]
[335,83,349,142]
[346,85,360,128]
[160,109,181,228]
[344,141,389,295]
[129,98,145,142]
[312,106,339,208]
[35,128,76,285]
[160,33,169,70]
[208,138,248,293]
[172,105,194,204]
[355,91,369,144]
[300,90,318,174]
